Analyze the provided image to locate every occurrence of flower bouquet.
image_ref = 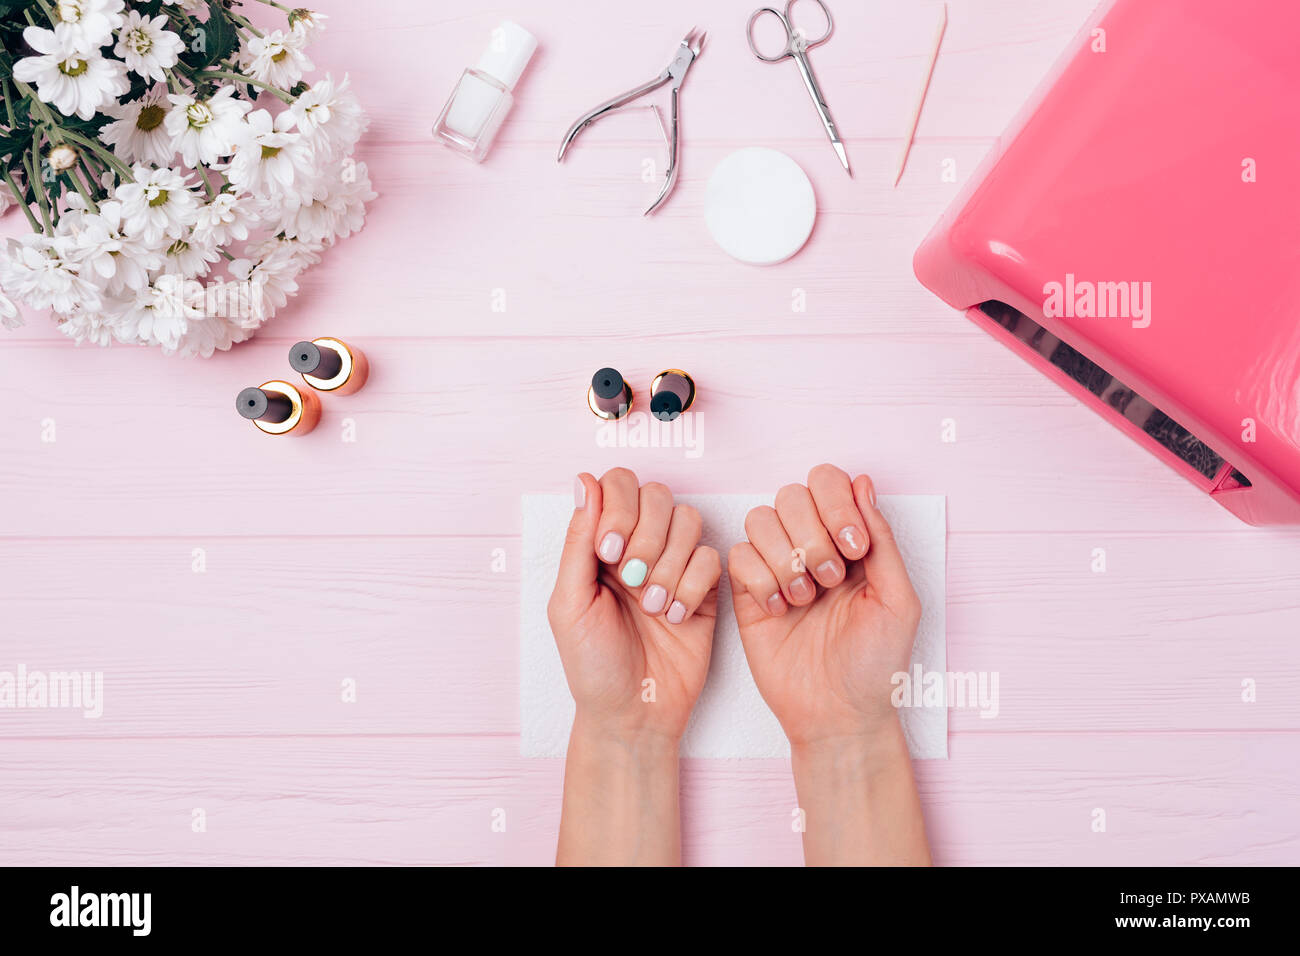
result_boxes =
[0,0,374,356]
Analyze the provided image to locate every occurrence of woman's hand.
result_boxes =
[729,464,922,746]
[729,464,930,865]
[548,468,721,866]
[547,468,722,743]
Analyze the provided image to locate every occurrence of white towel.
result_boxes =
[521,494,947,759]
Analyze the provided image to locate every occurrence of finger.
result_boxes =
[808,463,869,561]
[642,504,701,616]
[774,482,844,589]
[727,541,787,620]
[852,474,918,609]
[548,473,604,626]
[594,467,639,565]
[618,482,673,592]
[744,505,815,607]
[666,545,721,625]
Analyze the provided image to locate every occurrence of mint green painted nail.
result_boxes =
[621,559,648,587]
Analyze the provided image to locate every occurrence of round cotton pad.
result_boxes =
[704,148,816,265]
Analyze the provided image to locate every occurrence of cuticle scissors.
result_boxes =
[747,0,851,175]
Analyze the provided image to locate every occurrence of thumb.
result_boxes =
[548,474,604,626]
[851,474,917,609]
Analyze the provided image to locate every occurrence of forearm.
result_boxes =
[557,716,682,866]
[791,720,931,866]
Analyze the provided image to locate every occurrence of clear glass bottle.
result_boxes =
[433,22,538,163]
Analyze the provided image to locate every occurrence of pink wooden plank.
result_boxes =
[1,531,1296,738]
[1,138,993,344]
[0,337,1251,538]
[1,733,1295,866]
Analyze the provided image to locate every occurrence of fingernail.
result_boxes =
[837,525,864,555]
[766,593,786,616]
[816,560,840,584]
[574,476,586,510]
[789,575,814,603]
[598,532,625,563]
[621,558,648,587]
[666,600,687,624]
[642,583,667,614]
[868,484,877,509]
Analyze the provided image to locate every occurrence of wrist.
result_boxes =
[570,712,681,763]
[789,717,909,780]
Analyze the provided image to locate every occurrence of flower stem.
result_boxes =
[250,0,295,12]
[1,166,43,233]
[203,70,295,104]
[23,145,53,233]
[1,79,16,129]
[228,12,264,38]
[64,167,100,213]
[33,0,56,26]
[57,128,135,181]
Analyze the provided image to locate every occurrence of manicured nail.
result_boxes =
[666,600,687,624]
[642,583,667,614]
[574,476,586,510]
[766,593,786,616]
[598,532,625,563]
[621,558,648,587]
[789,574,814,603]
[837,525,864,555]
[815,560,840,584]
[868,484,877,509]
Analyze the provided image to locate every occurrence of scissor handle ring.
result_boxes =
[747,7,794,61]
[786,0,834,49]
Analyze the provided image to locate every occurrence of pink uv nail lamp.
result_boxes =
[914,0,1300,525]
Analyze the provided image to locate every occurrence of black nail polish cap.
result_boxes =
[650,391,683,421]
[289,340,342,380]
[591,367,626,400]
[236,386,292,423]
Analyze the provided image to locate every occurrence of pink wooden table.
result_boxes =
[2,0,1299,866]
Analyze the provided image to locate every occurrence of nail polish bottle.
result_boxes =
[588,367,633,420]
[236,381,321,436]
[650,369,696,421]
[433,21,538,163]
[289,338,369,395]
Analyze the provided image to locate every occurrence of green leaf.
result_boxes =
[199,0,238,68]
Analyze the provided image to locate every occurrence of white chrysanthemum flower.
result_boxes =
[57,304,120,345]
[162,0,205,13]
[172,313,237,358]
[289,9,328,42]
[278,159,376,246]
[0,234,102,315]
[0,178,15,217]
[192,190,258,246]
[228,240,321,323]
[161,231,220,278]
[224,109,315,205]
[0,288,23,329]
[52,0,126,53]
[164,86,250,167]
[242,28,313,90]
[12,26,130,121]
[114,10,184,82]
[70,200,164,294]
[100,84,176,166]
[114,164,202,243]
[109,273,202,351]
[290,74,368,164]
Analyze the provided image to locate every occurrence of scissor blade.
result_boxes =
[833,139,852,176]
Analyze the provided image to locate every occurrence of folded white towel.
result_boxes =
[521,493,947,758]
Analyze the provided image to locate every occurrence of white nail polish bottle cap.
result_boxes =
[476,21,538,91]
